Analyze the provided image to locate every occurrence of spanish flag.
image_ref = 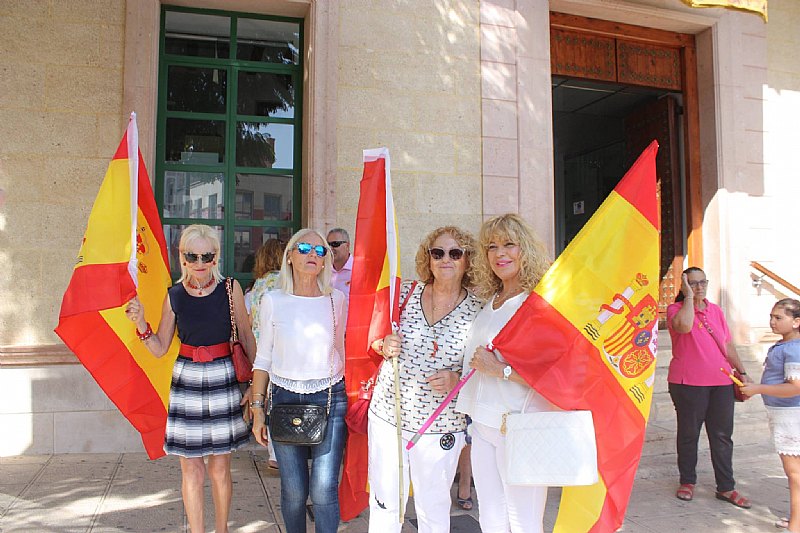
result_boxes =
[55,113,178,460]
[492,141,660,532]
[681,0,767,20]
[339,147,401,520]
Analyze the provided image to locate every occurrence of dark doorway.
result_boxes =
[552,77,684,317]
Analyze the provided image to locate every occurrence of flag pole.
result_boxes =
[393,355,405,522]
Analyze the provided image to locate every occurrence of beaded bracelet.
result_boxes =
[136,323,153,341]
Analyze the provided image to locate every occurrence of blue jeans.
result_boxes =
[271,380,347,533]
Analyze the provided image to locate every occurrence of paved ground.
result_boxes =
[0,430,791,533]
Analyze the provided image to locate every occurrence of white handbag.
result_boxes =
[503,409,598,487]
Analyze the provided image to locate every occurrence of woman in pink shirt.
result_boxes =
[668,267,752,508]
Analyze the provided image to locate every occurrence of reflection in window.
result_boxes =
[234,226,293,272]
[165,11,231,58]
[163,171,224,219]
[236,122,293,168]
[236,18,300,64]
[165,119,225,164]
[237,71,294,118]
[236,174,293,221]
[167,66,227,113]
[235,191,254,219]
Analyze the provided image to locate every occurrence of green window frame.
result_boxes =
[155,5,303,284]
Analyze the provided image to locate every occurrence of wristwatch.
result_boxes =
[502,365,512,381]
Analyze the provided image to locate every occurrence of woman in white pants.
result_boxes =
[455,213,556,533]
[368,226,482,533]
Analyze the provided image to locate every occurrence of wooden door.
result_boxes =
[623,96,682,320]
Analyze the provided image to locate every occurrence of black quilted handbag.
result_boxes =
[269,404,328,445]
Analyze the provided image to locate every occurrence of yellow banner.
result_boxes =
[682,0,767,20]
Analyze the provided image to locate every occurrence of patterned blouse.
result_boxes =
[249,271,280,342]
[370,281,482,433]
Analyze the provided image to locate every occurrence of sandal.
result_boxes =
[456,496,473,511]
[776,517,789,529]
[676,483,694,501]
[715,490,751,509]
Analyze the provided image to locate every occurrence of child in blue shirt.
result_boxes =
[741,298,800,532]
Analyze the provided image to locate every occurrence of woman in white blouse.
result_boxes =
[455,213,554,533]
[250,229,347,533]
[369,226,482,532]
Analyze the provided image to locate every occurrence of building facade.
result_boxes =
[1,0,798,454]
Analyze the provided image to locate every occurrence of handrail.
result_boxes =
[751,261,800,297]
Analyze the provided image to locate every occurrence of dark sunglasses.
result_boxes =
[429,247,464,261]
[183,252,216,264]
[328,240,348,248]
[295,242,328,257]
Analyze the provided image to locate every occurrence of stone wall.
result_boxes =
[334,0,483,274]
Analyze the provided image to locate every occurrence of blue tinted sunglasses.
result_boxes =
[295,242,328,257]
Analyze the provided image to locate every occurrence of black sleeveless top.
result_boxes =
[168,281,231,346]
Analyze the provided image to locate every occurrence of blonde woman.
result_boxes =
[455,213,555,533]
[124,224,255,533]
[250,229,348,533]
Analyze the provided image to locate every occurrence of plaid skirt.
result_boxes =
[164,356,250,458]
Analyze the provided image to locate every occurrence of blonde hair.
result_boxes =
[414,226,477,288]
[279,228,334,295]
[471,214,551,300]
[177,224,223,283]
[254,238,286,279]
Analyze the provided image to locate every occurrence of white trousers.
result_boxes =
[471,422,547,533]
[367,413,465,533]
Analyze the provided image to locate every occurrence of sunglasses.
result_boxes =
[183,252,216,264]
[328,240,348,248]
[429,248,465,261]
[295,242,328,257]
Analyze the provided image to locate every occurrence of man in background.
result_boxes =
[327,227,353,301]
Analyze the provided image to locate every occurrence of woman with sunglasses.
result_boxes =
[368,226,482,532]
[454,213,554,533]
[124,224,255,533]
[250,229,347,533]
[668,267,752,508]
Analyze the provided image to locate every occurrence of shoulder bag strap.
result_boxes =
[226,277,238,342]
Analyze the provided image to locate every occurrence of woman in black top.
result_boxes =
[125,224,255,533]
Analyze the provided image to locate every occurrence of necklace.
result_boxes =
[186,277,215,295]
[494,287,524,308]
[431,288,462,312]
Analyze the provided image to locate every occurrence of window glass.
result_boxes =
[236,18,300,64]
[167,66,227,113]
[165,119,226,164]
[236,173,293,220]
[236,122,293,168]
[237,71,294,118]
[163,171,224,219]
[165,11,230,58]
[234,226,293,273]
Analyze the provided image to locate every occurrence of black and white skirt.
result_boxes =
[164,356,250,458]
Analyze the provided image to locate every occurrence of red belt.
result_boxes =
[179,342,230,363]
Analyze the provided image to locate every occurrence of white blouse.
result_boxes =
[254,288,347,394]
[455,292,558,429]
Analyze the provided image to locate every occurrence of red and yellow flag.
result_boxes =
[339,147,401,520]
[492,141,660,532]
[55,114,178,460]
[681,0,767,20]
